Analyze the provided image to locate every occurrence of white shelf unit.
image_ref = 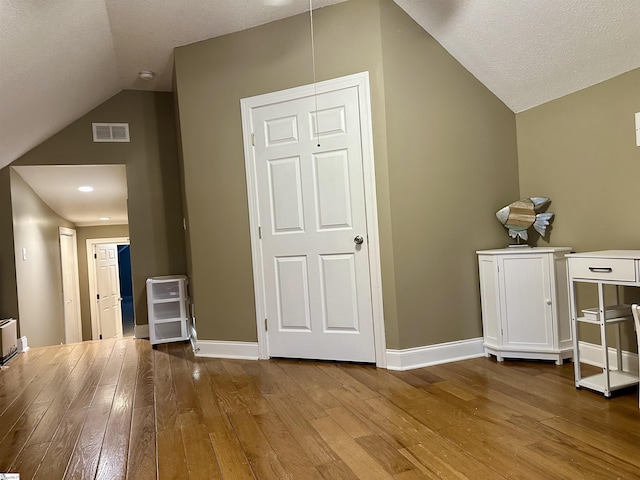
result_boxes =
[567,250,640,397]
[146,275,189,346]
[477,247,573,365]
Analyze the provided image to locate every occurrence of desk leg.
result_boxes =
[614,286,623,372]
[569,279,581,388]
[598,283,611,397]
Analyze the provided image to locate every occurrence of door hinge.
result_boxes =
[258,226,262,239]
[97,294,100,300]
[94,253,97,259]
[99,334,103,340]
[251,133,255,146]
[264,318,268,331]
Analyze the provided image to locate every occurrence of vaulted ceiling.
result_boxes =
[1,0,639,174]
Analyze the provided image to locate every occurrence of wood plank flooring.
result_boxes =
[1,338,638,479]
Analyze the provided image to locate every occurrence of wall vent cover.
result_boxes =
[92,123,130,142]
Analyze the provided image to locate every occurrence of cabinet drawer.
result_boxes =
[151,281,181,300]
[569,257,637,282]
[153,301,182,320]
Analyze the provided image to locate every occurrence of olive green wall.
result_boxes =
[11,170,75,347]
[173,91,195,314]
[0,169,19,322]
[175,0,395,344]
[12,90,187,328]
[76,224,130,341]
[175,0,518,349]
[517,68,640,351]
[517,68,640,251]
[379,1,519,348]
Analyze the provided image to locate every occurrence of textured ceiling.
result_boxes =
[2,0,640,177]
[0,0,347,172]
[0,0,121,171]
[393,0,640,113]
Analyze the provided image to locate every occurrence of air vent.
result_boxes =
[92,123,130,142]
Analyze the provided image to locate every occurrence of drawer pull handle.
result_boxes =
[588,267,613,273]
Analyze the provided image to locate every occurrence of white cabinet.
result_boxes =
[477,247,573,364]
[146,275,189,346]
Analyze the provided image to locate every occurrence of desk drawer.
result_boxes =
[569,257,637,282]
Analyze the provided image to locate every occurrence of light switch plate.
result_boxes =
[636,112,640,147]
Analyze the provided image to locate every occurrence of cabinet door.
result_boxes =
[498,254,554,350]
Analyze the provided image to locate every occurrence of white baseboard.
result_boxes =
[386,337,485,371]
[134,324,149,339]
[17,336,29,353]
[195,340,260,360]
[193,337,485,366]
[578,341,639,374]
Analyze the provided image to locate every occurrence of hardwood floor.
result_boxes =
[1,338,638,479]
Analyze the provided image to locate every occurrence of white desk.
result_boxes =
[566,250,640,396]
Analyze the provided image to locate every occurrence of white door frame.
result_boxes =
[87,236,130,340]
[59,227,83,343]
[240,72,387,367]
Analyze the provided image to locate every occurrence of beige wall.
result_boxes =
[11,170,74,347]
[517,67,640,351]
[175,0,518,349]
[76,224,130,340]
[11,90,187,328]
[380,1,519,348]
[517,68,640,251]
[0,169,19,321]
[175,0,391,343]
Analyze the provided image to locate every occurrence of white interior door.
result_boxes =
[250,83,375,362]
[59,227,82,344]
[95,243,123,339]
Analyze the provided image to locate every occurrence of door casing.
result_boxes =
[241,72,386,367]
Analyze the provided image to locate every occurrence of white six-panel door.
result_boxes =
[95,243,123,339]
[247,78,378,362]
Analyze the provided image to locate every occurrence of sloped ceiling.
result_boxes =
[393,0,640,113]
[13,165,128,226]
[0,0,347,172]
[1,0,639,174]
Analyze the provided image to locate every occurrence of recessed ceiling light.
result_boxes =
[98,217,111,221]
[78,186,93,192]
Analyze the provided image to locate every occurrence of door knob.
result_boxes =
[354,235,364,245]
